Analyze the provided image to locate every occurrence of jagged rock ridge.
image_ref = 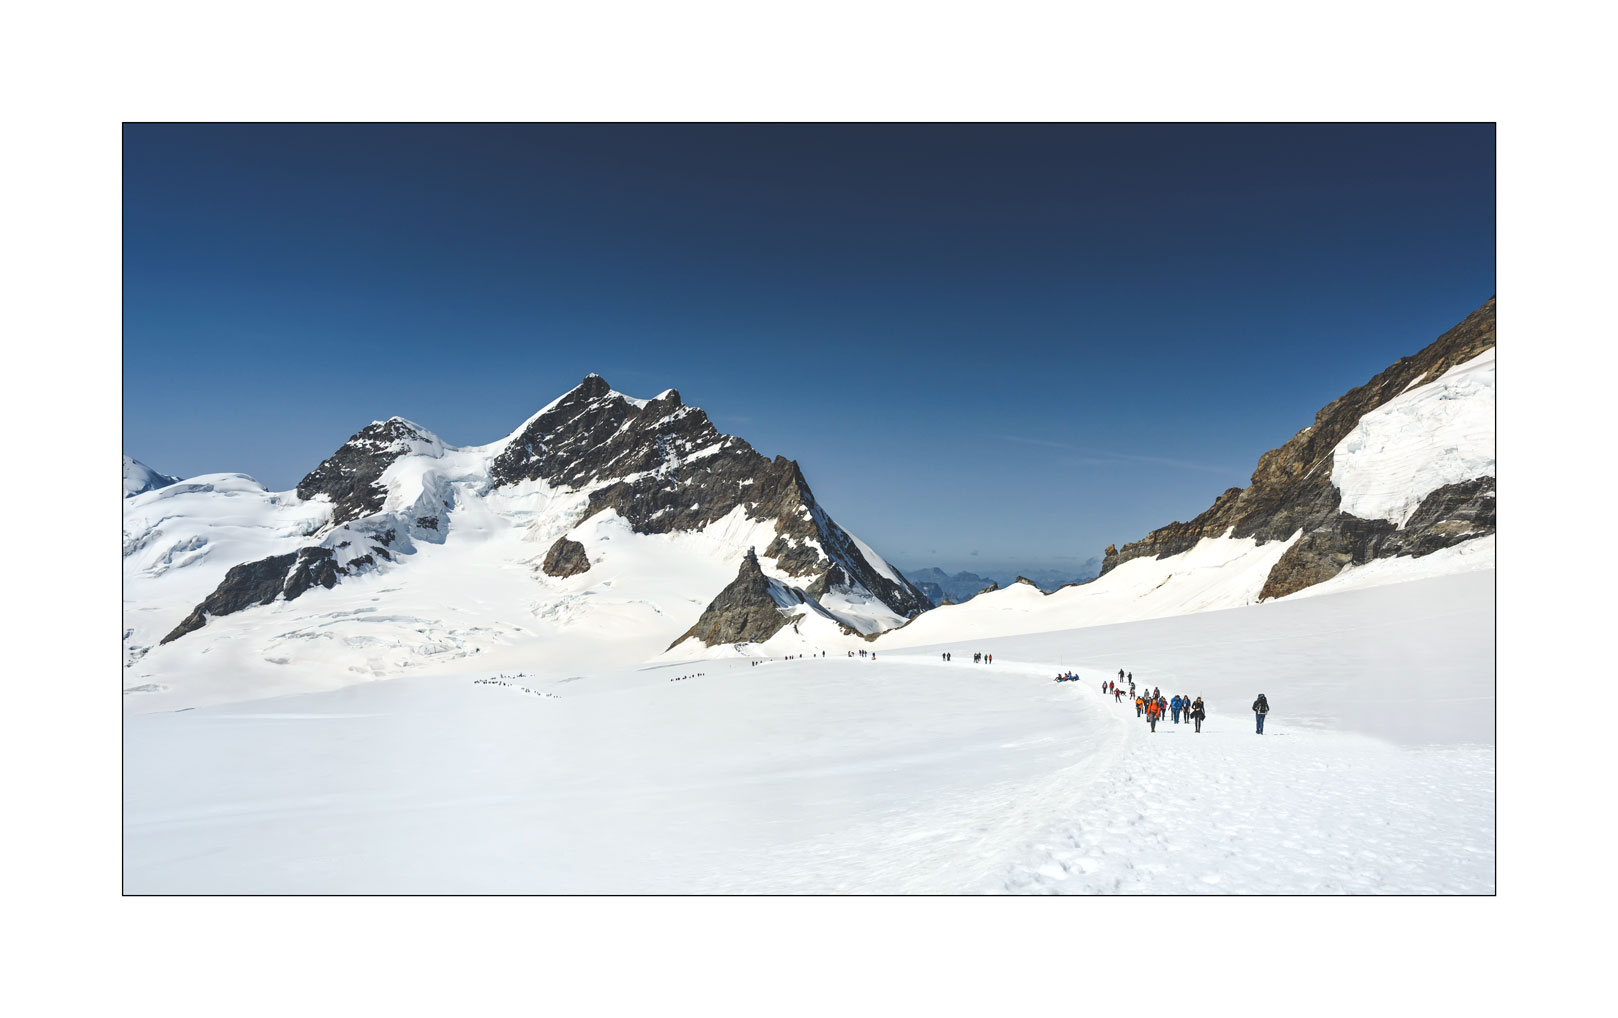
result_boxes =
[1099,297,1496,599]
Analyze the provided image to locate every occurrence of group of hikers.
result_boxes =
[1097,669,1273,735]
[973,652,993,664]
[670,672,706,682]
[849,649,877,660]
[474,675,556,699]
[1139,687,1205,733]
[752,653,824,667]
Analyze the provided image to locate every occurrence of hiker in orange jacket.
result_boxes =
[1146,697,1162,732]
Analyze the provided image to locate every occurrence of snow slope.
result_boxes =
[122,455,180,498]
[124,568,1493,894]
[1333,348,1495,526]
[869,530,1300,649]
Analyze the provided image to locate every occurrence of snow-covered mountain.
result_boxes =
[122,455,180,498]
[877,297,1496,646]
[122,375,930,706]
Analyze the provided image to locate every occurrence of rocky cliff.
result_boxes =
[1100,297,1496,599]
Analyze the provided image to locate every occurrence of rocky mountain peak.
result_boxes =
[574,373,611,400]
[296,418,439,526]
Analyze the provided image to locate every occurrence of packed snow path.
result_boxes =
[124,571,1493,894]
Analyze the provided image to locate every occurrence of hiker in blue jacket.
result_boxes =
[1170,694,1183,724]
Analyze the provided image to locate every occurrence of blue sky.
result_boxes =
[124,124,1494,573]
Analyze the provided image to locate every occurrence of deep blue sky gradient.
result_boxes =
[124,124,1494,573]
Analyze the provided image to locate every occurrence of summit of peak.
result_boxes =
[576,374,611,398]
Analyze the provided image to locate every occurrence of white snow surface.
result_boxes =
[1332,348,1495,526]
[872,530,1301,648]
[124,569,1494,894]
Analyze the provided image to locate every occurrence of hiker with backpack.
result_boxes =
[1170,694,1183,724]
[1252,693,1270,734]
[1146,696,1162,732]
[1191,696,1206,733]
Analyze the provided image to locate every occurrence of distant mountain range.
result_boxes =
[903,565,1102,605]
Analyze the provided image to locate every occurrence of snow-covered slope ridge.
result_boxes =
[880,298,1497,645]
[1100,296,1495,601]
[123,455,179,498]
[124,375,930,705]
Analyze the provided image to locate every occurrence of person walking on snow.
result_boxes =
[1170,694,1182,724]
[1191,696,1206,733]
[1146,696,1162,732]
[1252,693,1270,734]
[1135,695,1145,717]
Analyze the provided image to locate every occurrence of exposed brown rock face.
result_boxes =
[668,549,798,649]
[1100,297,1496,598]
[541,536,591,578]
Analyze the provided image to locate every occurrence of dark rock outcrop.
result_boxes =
[668,550,796,649]
[542,536,591,578]
[1258,476,1494,600]
[161,545,377,644]
[160,547,347,644]
[296,418,431,526]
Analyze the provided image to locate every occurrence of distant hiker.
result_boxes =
[1128,672,1133,684]
[1252,693,1270,734]
[1146,697,1162,732]
[1114,687,1123,702]
[1118,668,1124,681]
[1135,695,1145,717]
[1191,697,1205,732]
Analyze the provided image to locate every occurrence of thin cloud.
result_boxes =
[1001,435,1234,475]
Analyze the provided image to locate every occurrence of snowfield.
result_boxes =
[124,568,1493,894]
